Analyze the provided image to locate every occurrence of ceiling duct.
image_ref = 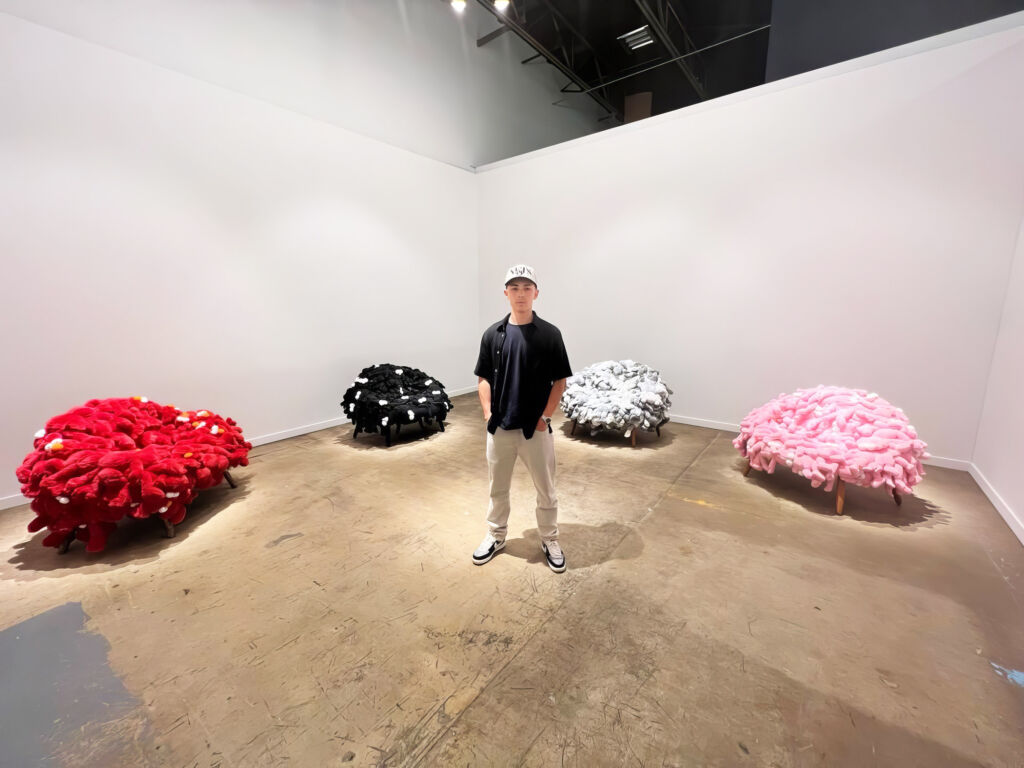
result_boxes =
[617,25,656,51]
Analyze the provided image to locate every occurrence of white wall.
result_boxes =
[477,23,1024,466]
[0,14,478,507]
[973,214,1024,542]
[0,1,605,169]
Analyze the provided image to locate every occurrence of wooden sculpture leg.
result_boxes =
[384,425,392,448]
[571,420,577,436]
[836,480,846,516]
[893,489,902,507]
[631,431,637,448]
[58,530,76,554]
[224,470,237,489]
[162,518,176,538]
[743,460,751,477]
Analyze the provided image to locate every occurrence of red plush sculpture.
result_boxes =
[15,397,251,553]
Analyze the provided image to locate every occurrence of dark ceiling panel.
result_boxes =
[478,0,773,123]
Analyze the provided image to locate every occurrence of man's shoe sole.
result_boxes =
[472,539,506,565]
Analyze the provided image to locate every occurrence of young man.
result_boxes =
[472,265,572,573]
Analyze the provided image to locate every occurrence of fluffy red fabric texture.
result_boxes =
[16,397,251,552]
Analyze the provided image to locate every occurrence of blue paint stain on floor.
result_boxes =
[990,661,1024,688]
[0,602,140,766]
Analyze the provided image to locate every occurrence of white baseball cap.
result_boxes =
[504,264,538,287]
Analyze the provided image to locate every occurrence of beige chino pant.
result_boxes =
[485,427,559,543]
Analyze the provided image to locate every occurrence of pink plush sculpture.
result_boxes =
[733,386,929,514]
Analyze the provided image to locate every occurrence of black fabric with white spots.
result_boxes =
[340,364,453,446]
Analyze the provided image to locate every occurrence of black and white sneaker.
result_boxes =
[472,534,505,565]
[541,540,566,573]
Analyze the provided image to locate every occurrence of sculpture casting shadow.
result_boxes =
[738,459,948,530]
[3,476,252,581]
[336,421,446,451]
[558,420,677,451]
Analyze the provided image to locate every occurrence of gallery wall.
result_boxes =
[0,1,606,169]
[973,216,1024,542]
[0,14,479,507]
[477,23,1024,470]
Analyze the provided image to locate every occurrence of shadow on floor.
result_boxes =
[737,459,949,529]
[336,421,447,451]
[558,420,677,451]
[500,521,645,569]
[4,476,251,580]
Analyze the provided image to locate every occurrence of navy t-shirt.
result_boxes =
[474,312,572,439]
[497,324,528,430]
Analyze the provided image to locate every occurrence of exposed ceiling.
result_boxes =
[473,0,773,124]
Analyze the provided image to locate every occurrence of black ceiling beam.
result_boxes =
[631,0,705,100]
[471,0,620,119]
[534,0,611,100]
[477,25,510,47]
[535,0,597,56]
[664,0,700,54]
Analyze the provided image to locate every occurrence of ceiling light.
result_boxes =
[494,0,510,11]
[617,25,655,51]
[451,0,466,12]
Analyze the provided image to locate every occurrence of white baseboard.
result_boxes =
[668,413,740,432]
[969,464,1024,546]
[248,416,350,447]
[447,386,477,397]
[923,455,973,471]
[0,493,28,511]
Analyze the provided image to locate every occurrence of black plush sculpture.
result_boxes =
[341,364,453,446]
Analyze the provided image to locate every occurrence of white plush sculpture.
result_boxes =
[561,360,672,445]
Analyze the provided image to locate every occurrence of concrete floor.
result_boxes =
[1,392,1023,767]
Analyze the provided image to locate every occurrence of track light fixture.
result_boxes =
[451,0,466,12]
[494,0,510,11]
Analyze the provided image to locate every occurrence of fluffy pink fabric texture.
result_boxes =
[733,386,929,494]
